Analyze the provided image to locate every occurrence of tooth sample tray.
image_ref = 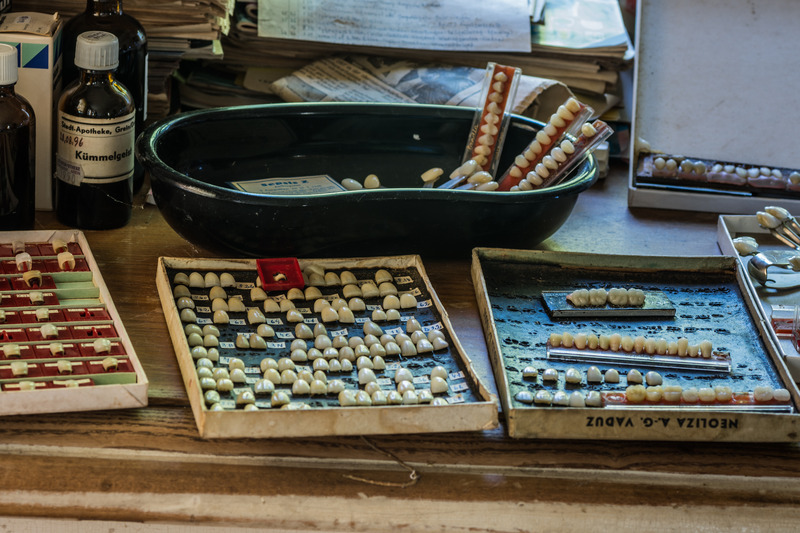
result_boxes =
[156,255,498,439]
[471,248,800,441]
[0,230,147,415]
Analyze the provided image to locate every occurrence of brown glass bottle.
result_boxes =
[55,31,135,229]
[0,43,35,230]
[62,0,147,190]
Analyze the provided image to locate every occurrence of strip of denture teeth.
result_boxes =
[650,154,792,189]
[517,119,609,191]
[566,287,645,308]
[496,97,586,191]
[468,64,518,173]
[608,384,792,405]
[548,331,724,359]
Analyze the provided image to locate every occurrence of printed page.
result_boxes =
[257,0,532,52]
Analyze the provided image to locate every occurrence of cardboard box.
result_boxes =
[0,229,148,416]
[157,255,498,439]
[472,247,800,441]
[0,12,62,211]
[628,0,800,214]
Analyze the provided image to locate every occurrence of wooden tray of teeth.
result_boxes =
[0,230,147,415]
[472,248,800,441]
[156,255,498,439]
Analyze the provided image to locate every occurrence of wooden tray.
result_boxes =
[472,248,800,441]
[0,230,147,415]
[156,255,498,438]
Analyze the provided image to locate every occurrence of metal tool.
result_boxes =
[747,251,800,288]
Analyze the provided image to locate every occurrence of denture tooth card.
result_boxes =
[460,63,521,176]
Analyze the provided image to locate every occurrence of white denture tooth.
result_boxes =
[699,340,713,358]
[342,178,363,191]
[587,334,599,350]
[515,154,531,168]
[681,388,699,403]
[773,388,791,402]
[714,385,732,402]
[551,146,567,163]
[474,145,491,156]
[667,341,678,355]
[698,387,716,403]
[609,333,622,352]
[621,336,634,352]
[421,167,443,184]
[534,390,553,405]
[364,174,381,189]
[568,391,585,407]
[598,335,610,350]
[585,390,602,407]
[467,171,493,185]
[581,122,597,136]
[561,332,574,348]
[633,336,646,354]
[552,390,570,406]
[765,205,792,221]
[687,344,699,358]
[534,163,550,179]
[677,337,689,357]
[645,371,662,386]
[543,156,558,170]
[549,113,566,129]
[654,157,666,170]
[626,385,647,403]
[535,130,551,145]
[477,134,495,146]
[644,338,656,355]
[493,71,508,82]
[754,386,774,402]
[510,167,523,179]
[524,173,542,187]
[556,104,575,121]
[565,367,582,384]
[665,159,677,171]
[733,236,759,256]
[542,368,559,382]
[627,369,643,384]
[573,333,588,350]
[481,123,500,136]
[604,369,620,383]
[487,102,502,114]
[488,92,503,103]
[522,366,538,379]
[565,98,581,113]
[646,386,663,402]
[586,366,602,383]
[549,332,563,347]
[450,159,479,179]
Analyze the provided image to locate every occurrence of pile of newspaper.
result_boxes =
[15,0,233,119]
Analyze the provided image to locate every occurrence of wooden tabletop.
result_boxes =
[3,164,800,532]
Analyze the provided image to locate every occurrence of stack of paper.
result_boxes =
[14,0,233,119]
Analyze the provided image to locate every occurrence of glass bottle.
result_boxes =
[62,0,147,190]
[55,31,135,229]
[0,43,35,230]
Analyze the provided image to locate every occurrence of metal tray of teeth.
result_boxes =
[471,248,800,441]
[157,255,498,439]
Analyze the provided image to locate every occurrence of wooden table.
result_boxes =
[2,165,799,532]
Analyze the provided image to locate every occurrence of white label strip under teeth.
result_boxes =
[547,346,732,374]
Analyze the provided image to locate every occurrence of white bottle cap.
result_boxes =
[74,31,119,71]
[0,43,18,85]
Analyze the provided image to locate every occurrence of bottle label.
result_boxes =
[55,111,135,186]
